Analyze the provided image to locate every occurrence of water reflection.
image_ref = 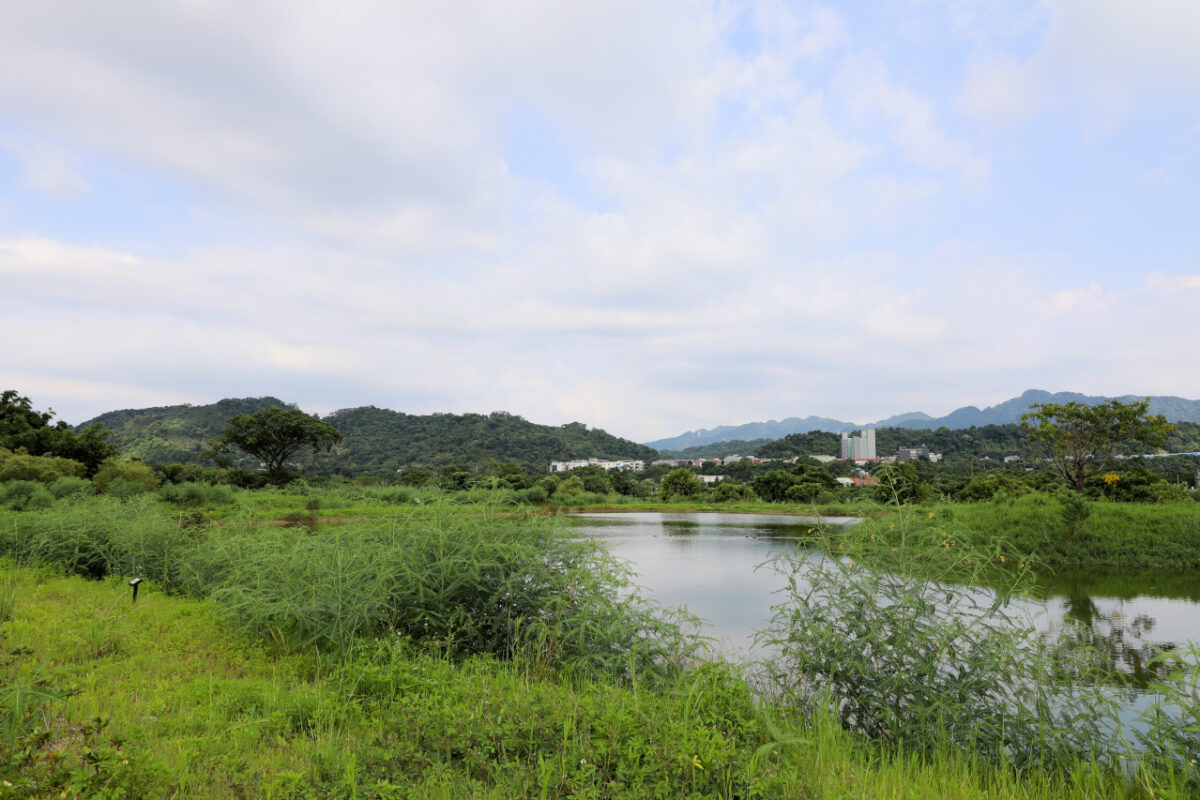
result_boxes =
[662,519,700,536]
[570,512,1200,687]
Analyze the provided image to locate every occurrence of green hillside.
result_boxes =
[320,406,657,474]
[755,422,1200,461]
[80,397,291,465]
[79,398,657,475]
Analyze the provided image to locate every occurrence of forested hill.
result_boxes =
[79,397,292,465]
[754,421,1200,461]
[319,406,656,474]
[78,398,657,474]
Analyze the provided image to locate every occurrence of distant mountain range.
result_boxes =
[78,389,1200,471]
[79,398,656,474]
[646,390,1200,452]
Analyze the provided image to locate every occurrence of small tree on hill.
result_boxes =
[210,407,342,485]
[1020,398,1172,494]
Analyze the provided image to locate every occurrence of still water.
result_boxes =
[569,511,1200,676]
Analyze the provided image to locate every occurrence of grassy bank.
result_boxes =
[3,563,1197,799]
[851,494,1200,567]
[1,498,1198,797]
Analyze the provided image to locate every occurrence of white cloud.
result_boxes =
[1041,281,1121,316]
[960,0,1200,133]
[1146,272,1200,291]
[3,137,92,200]
[835,54,989,182]
[958,55,1040,129]
[3,3,1200,439]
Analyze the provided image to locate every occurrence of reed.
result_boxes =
[757,503,1200,782]
[0,497,693,681]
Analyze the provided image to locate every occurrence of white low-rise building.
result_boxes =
[549,458,645,473]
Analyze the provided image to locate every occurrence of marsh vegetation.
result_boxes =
[0,490,1197,798]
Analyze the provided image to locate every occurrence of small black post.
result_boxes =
[129,577,142,604]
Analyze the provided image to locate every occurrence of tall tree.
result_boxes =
[1,390,116,476]
[210,407,342,485]
[1020,398,1172,493]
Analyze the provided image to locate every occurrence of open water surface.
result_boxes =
[569,511,1200,677]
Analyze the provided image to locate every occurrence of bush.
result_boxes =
[660,468,701,502]
[518,486,548,504]
[0,448,87,483]
[158,481,234,507]
[106,477,150,499]
[759,521,1121,770]
[555,475,585,496]
[93,458,160,494]
[957,472,1032,502]
[712,482,753,502]
[373,486,414,504]
[1,480,54,510]
[48,476,94,499]
[784,482,825,503]
[873,461,929,505]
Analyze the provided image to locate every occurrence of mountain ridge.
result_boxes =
[78,398,655,474]
[644,390,1200,450]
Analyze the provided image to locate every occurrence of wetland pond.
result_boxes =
[569,511,1200,684]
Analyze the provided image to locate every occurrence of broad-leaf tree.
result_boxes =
[1,390,116,476]
[210,407,342,485]
[660,468,702,502]
[1020,399,1172,493]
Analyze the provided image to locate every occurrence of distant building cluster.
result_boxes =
[896,444,942,462]
[840,429,877,460]
[650,455,785,468]
[548,458,645,473]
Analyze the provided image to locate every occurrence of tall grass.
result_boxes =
[851,493,1200,567]
[0,497,694,680]
[758,504,1200,783]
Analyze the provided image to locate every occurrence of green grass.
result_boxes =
[3,563,1197,799]
[851,493,1200,567]
[1,497,1198,797]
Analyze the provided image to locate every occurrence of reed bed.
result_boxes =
[1,496,1198,797]
[0,496,693,680]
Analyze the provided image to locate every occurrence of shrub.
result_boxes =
[106,477,150,499]
[784,482,825,503]
[759,521,1121,770]
[48,476,94,499]
[158,481,234,507]
[660,468,701,502]
[373,486,414,504]
[1,480,54,510]
[0,448,86,483]
[712,482,753,502]
[555,475,585,496]
[518,486,548,504]
[93,458,160,494]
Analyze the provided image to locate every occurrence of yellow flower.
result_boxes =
[889,523,895,530]
[870,533,876,541]
[928,512,934,518]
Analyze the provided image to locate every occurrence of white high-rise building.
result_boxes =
[840,428,876,459]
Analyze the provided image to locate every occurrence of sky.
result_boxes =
[2,1,1199,443]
